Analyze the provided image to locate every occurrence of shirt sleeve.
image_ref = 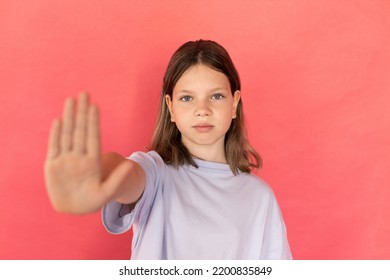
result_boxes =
[101,151,164,234]
[260,190,293,260]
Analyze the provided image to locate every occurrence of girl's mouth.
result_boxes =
[193,124,214,132]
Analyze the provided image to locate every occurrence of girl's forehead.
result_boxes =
[174,64,230,92]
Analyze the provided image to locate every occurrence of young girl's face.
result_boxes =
[166,64,240,162]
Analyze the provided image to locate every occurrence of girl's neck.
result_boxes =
[187,144,227,164]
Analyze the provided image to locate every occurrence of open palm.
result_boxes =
[44,93,128,214]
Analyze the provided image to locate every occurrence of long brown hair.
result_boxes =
[151,39,262,174]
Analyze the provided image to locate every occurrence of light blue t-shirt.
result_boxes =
[102,151,292,259]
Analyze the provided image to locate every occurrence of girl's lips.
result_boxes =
[193,124,214,132]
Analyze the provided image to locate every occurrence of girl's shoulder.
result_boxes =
[238,171,277,197]
[128,150,163,163]
[127,150,166,173]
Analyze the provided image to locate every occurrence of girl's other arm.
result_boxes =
[44,93,145,214]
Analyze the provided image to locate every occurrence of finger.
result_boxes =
[73,93,89,154]
[60,97,75,152]
[87,104,100,157]
[46,119,61,160]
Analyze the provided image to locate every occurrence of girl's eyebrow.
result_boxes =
[177,87,228,94]
[177,89,194,94]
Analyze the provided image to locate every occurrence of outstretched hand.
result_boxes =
[44,93,130,214]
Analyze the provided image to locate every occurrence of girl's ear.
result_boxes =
[232,90,241,119]
[165,94,175,122]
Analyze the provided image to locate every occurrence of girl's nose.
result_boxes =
[194,100,211,117]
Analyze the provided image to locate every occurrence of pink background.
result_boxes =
[1,0,389,259]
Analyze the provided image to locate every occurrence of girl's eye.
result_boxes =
[212,93,225,100]
[180,96,192,102]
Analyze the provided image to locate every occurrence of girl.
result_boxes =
[44,40,292,259]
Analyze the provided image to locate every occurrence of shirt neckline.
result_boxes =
[192,157,233,173]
